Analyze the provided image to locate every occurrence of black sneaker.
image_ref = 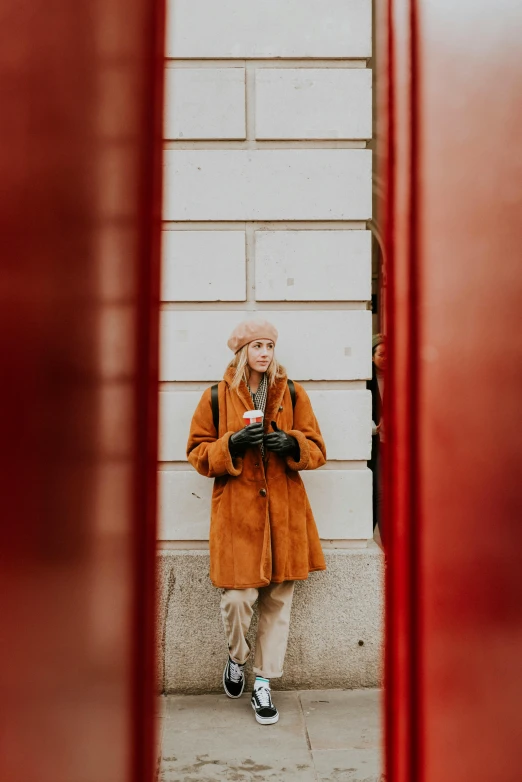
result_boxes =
[251,684,279,725]
[223,657,245,699]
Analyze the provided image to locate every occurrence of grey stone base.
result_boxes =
[157,545,384,695]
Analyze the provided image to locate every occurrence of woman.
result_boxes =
[186,318,326,725]
[368,333,386,542]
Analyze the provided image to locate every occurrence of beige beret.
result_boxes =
[227,319,278,353]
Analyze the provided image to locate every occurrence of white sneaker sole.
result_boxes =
[223,666,245,699]
[251,701,279,725]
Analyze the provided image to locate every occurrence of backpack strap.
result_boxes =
[287,379,296,410]
[210,383,220,434]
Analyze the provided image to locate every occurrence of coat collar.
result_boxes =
[224,366,288,430]
[264,373,288,429]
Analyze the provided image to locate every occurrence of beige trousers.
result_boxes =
[220,581,295,679]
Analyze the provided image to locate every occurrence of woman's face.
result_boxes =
[373,343,386,372]
[247,339,274,373]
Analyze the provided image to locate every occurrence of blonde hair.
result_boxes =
[228,344,285,390]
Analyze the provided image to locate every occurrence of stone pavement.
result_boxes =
[158,689,383,781]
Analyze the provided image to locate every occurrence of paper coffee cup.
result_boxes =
[243,410,264,426]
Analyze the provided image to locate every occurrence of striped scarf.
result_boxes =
[248,373,268,455]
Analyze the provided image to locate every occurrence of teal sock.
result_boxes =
[254,676,270,691]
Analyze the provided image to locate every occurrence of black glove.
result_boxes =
[229,422,264,457]
[264,421,299,458]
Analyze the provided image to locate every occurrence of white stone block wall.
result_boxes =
[162,231,246,300]
[163,150,372,220]
[160,0,373,547]
[255,69,372,140]
[164,68,246,139]
[255,230,372,301]
[160,310,372,380]
[166,0,372,59]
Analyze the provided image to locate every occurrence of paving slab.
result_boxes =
[163,692,306,747]
[159,689,383,782]
[161,692,314,781]
[160,748,316,782]
[299,689,381,751]
[312,749,383,781]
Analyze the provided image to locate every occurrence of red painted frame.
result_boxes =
[0,3,165,781]
[131,1,166,780]
[380,1,422,778]
[381,2,522,781]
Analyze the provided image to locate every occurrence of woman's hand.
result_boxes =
[264,422,299,457]
[229,422,264,456]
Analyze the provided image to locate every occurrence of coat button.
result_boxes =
[259,488,267,497]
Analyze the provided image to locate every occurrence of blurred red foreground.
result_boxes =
[0,2,164,781]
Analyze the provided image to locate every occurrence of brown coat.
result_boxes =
[186,367,327,589]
